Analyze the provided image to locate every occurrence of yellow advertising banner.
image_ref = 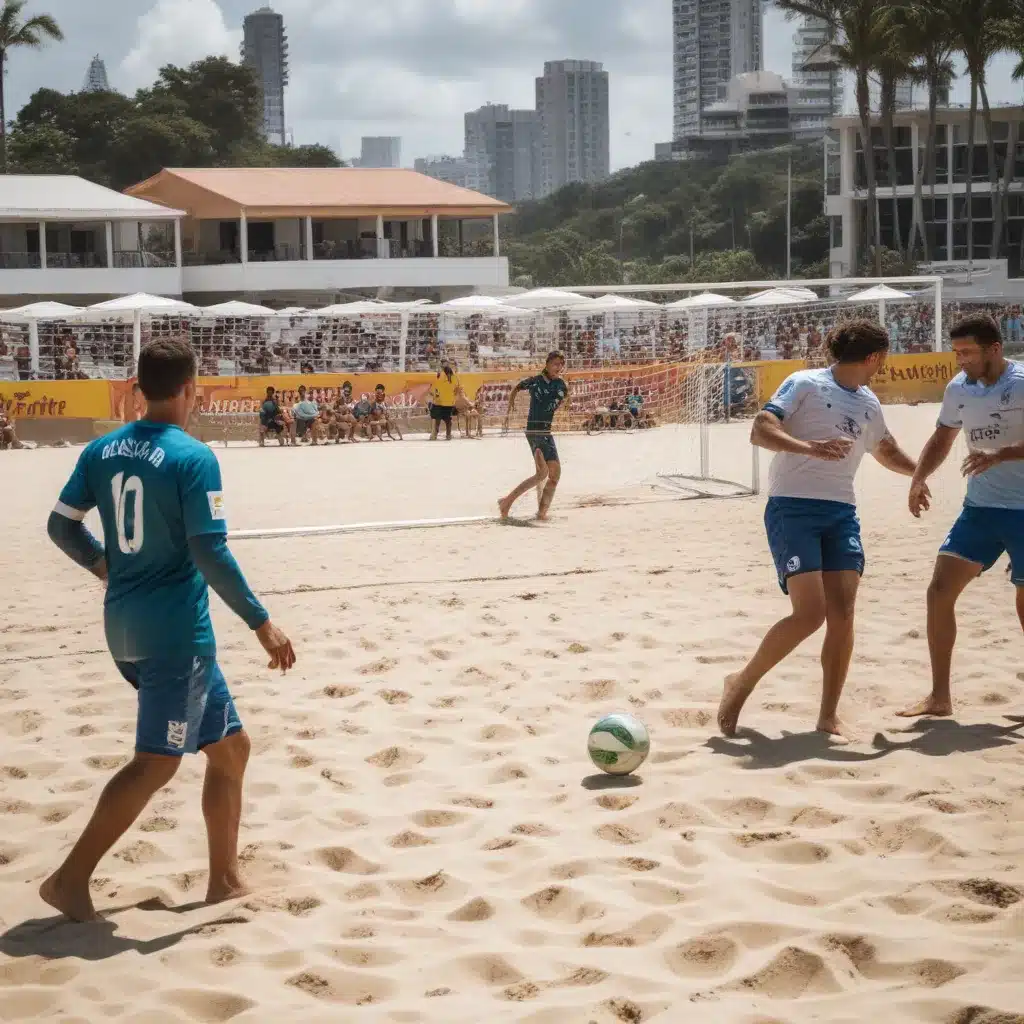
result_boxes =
[743,352,958,407]
[1,353,960,421]
[0,379,114,420]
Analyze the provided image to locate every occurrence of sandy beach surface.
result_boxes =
[1,404,1022,1023]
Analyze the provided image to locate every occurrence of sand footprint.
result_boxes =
[581,913,673,948]
[315,847,381,875]
[447,897,495,922]
[665,935,739,977]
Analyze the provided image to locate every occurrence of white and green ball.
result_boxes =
[588,713,650,776]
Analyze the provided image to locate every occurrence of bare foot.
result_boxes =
[536,510,550,522]
[205,876,251,905]
[39,870,98,923]
[717,672,756,737]
[895,696,953,718]
[498,497,513,519]
[816,718,854,744]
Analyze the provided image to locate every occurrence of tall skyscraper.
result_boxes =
[242,6,288,146]
[790,14,842,139]
[464,104,540,202]
[673,0,763,141]
[535,60,610,198]
[83,55,109,93]
[360,137,402,168]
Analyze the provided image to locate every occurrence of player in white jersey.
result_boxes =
[902,314,1024,717]
[718,319,917,739]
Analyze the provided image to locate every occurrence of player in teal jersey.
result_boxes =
[41,338,295,922]
[499,351,569,521]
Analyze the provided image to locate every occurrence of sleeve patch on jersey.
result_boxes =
[207,491,226,520]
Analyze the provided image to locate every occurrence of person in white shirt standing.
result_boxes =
[718,319,918,740]
[902,314,1024,717]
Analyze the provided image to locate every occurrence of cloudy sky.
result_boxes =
[5,0,1021,171]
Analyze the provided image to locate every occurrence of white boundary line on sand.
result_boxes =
[229,515,496,540]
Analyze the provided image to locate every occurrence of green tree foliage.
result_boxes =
[10,56,342,189]
[0,0,63,172]
[7,121,76,173]
[505,145,828,287]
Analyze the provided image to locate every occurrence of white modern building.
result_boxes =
[128,167,511,302]
[536,60,610,197]
[83,55,110,93]
[242,6,288,146]
[826,105,1024,297]
[0,176,185,301]
[790,15,841,140]
[359,137,402,169]
[0,171,513,305]
[673,0,763,143]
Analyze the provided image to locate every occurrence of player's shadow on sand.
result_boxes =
[707,716,1024,770]
[580,773,644,790]
[0,899,248,962]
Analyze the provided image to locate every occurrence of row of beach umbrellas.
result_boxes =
[0,284,917,325]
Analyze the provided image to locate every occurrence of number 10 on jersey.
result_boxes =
[111,472,144,554]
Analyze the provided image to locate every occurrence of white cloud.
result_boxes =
[119,0,241,91]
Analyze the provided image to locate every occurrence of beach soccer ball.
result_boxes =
[588,713,650,776]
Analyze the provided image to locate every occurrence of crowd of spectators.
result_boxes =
[3,298,1024,384]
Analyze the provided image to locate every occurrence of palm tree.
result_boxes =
[0,1,63,173]
[944,1,1012,266]
[875,33,919,262]
[776,0,895,274]
[897,4,955,261]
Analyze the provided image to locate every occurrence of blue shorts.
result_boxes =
[526,431,559,464]
[117,656,243,757]
[765,496,864,594]
[940,504,1024,586]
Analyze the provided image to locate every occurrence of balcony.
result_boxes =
[0,218,182,298]
[178,214,508,295]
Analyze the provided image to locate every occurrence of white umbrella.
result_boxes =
[586,294,661,311]
[504,287,594,308]
[274,306,315,316]
[437,297,529,316]
[2,301,82,320]
[743,288,812,306]
[846,284,912,302]
[315,301,405,316]
[443,295,510,308]
[87,292,199,315]
[664,293,737,308]
[202,300,277,316]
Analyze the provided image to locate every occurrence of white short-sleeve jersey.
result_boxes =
[938,360,1024,509]
[763,368,887,505]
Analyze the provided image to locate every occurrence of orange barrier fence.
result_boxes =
[1,353,959,424]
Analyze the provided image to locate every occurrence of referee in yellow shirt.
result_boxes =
[429,359,460,440]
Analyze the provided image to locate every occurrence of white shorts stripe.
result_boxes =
[53,501,87,521]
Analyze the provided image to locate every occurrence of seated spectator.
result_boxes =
[258,385,286,447]
[625,389,644,428]
[351,391,374,439]
[292,385,321,444]
[454,385,483,439]
[0,406,24,449]
[372,384,403,440]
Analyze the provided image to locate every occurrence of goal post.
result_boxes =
[538,276,944,501]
